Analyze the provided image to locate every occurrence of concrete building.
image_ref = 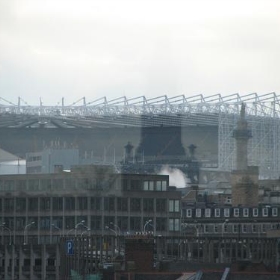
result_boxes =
[0,165,181,245]
[26,146,79,174]
[0,164,182,279]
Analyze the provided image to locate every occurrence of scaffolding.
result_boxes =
[1,92,280,178]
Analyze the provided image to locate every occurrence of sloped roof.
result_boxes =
[0,148,22,162]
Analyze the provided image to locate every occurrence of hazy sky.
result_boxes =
[0,0,280,105]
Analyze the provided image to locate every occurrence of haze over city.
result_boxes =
[1,0,280,105]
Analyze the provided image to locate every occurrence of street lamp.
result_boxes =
[24,221,35,245]
[51,224,62,237]
[143,219,153,233]
[1,223,12,245]
[74,220,85,237]
[110,222,121,235]
[105,225,117,236]
[81,228,91,237]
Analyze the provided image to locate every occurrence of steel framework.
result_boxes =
[1,92,280,177]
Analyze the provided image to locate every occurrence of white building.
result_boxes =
[0,148,26,174]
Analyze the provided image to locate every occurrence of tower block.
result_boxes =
[231,103,259,207]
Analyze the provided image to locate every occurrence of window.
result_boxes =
[156,199,166,212]
[214,208,220,217]
[155,181,167,191]
[130,198,141,212]
[117,216,128,231]
[104,197,115,212]
[262,207,268,217]
[169,218,180,231]
[65,197,75,211]
[143,198,154,212]
[117,197,128,211]
[90,197,101,211]
[204,225,209,233]
[156,217,167,231]
[205,208,211,218]
[77,197,88,211]
[16,198,26,213]
[233,224,238,233]
[243,208,249,217]
[131,180,141,191]
[90,216,102,230]
[162,181,167,191]
[252,224,257,233]
[186,209,192,218]
[214,225,218,233]
[28,198,38,211]
[156,181,161,191]
[253,208,259,217]
[130,217,141,231]
[143,181,154,191]
[196,209,201,218]
[52,197,63,211]
[272,208,278,217]
[40,197,50,211]
[4,198,14,212]
[169,200,180,212]
[242,224,247,233]
[224,208,230,218]
[233,208,239,217]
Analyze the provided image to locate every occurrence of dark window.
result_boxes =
[52,197,63,211]
[130,198,141,212]
[65,197,75,211]
[91,216,102,230]
[131,180,141,191]
[77,197,88,210]
[156,199,166,212]
[40,197,50,211]
[15,217,25,230]
[117,216,128,231]
[117,197,128,211]
[16,198,26,213]
[28,198,38,211]
[156,217,167,231]
[65,216,75,230]
[122,179,128,191]
[143,198,154,212]
[40,217,50,230]
[130,217,141,231]
[104,197,115,211]
[90,197,101,211]
[104,216,115,228]
[4,198,14,213]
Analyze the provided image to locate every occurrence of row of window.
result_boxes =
[0,197,180,213]
[0,179,168,192]
[183,222,279,234]
[184,207,278,218]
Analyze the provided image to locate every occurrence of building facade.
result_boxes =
[0,165,181,246]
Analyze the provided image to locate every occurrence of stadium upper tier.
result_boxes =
[0,92,280,128]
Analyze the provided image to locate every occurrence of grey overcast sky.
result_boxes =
[0,0,280,105]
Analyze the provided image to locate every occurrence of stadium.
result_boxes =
[0,92,280,179]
